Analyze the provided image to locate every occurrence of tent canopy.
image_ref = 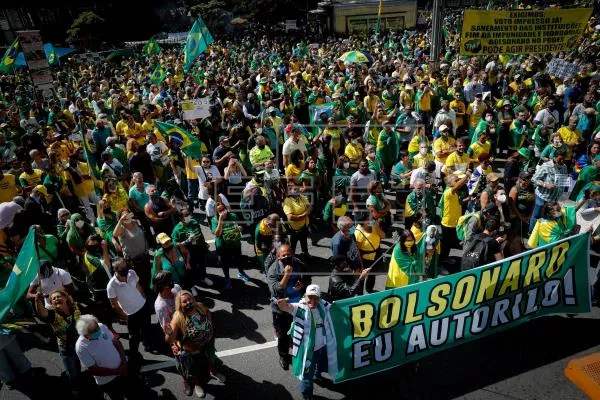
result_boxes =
[15,44,76,68]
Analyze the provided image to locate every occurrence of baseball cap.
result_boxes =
[439,124,449,132]
[34,185,48,197]
[518,147,531,159]
[219,135,230,143]
[487,173,499,182]
[156,232,172,245]
[305,284,321,297]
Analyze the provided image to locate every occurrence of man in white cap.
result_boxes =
[276,284,337,400]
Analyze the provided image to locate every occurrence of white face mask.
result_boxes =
[497,194,507,203]
[184,216,192,223]
[75,220,85,228]
[351,139,359,144]
[485,116,493,122]
[343,162,350,169]
[335,194,343,202]
[420,148,428,155]
[553,211,562,218]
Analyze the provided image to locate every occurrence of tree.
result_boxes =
[66,12,107,49]
[190,0,228,30]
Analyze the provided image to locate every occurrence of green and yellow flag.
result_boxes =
[143,36,161,57]
[0,227,39,323]
[0,39,19,74]
[151,64,167,85]
[183,17,214,73]
[154,120,202,159]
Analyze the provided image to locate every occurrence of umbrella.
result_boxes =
[338,50,371,64]
[230,17,248,25]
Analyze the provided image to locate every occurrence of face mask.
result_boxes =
[335,194,343,202]
[343,162,350,169]
[258,144,265,149]
[75,220,85,228]
[368,219,377,227]
[485,116,493,122]
[117,268,129,277]
[348,226,357,235]
[553,211,562,218]
[280,256,292,266]
[184,216,192,223]
[89,329,102,340]
[420,148,428,155]
[265,167,273,172]
[553,140,561,146]
[351,139,358,144]
[183,303,194,312]
[497,194,507,203]
[441,131,448,137]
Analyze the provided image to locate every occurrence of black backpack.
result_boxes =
[461,234,489,271]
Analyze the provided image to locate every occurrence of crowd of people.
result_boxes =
[1,4,600,400]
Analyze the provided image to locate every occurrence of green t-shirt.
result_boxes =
[171,219,207,251]
[211,212,242,249]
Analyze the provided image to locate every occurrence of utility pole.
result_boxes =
[430,0,443,63]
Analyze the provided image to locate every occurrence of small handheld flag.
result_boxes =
[154,120,202,159]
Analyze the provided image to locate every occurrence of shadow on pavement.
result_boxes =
[330,315,600,400]
[212,307,268,344]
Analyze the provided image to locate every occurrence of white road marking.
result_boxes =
[140,341,277,373]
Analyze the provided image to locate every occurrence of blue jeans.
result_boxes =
[187,178,199,211]
[60,351,80,381]
[529,195,547,234]
[300,346,328,398]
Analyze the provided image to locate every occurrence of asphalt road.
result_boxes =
[1,207,597,400]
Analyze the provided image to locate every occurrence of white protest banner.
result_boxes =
[547,58,580,80]
[181,97,211,120]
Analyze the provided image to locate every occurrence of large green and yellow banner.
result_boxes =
[460,8,592,56]
[330,233,591,382]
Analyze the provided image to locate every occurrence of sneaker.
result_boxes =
[200,277,214,287]
[183,378,193,396]
[212,372,226,383]
[194,385,205,398]
[237,271,251,283]
[224,278,232,290]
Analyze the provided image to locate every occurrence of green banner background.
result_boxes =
[330,233,591,382]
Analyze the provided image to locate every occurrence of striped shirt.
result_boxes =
[532,160,567,202]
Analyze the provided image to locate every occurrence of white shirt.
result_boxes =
[106,270,145,315]
[205,194,230,218]
[146,141,169,166]
[30,267,72,309]
[282,138,307,158]
[76,324,121,385]
[193,165,222,200]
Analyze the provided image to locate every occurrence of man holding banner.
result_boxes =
[276,284,338,400]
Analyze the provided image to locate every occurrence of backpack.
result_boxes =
[461,234,489,271]
[456,212,480,242]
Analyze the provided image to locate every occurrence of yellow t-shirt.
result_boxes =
[285,162,304,180]
[123,123,145,145]
[433,137,456,163]
[418,91,432,112]
[441,188,461,228]
[65,162,95,197]
[557,126,582,160]
[283,195,310,231]
[468,141,491,165]
[185,158,199,180]
[445,151,470,172]
[354,225,381,261]
[19,169,44,187]
[345,143,364,167]
[323,128,342,152]
[412,153,434,168]
[449,100,466,127]
[115,119,128,136]
[466,103,486,127]
[0,174,18,203]
[103,186,130,213]
[364,95,380,113]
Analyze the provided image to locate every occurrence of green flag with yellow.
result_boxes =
[154,120,202,159]
[183,17,214,73]
[151,64,167,85]
[143,36,161,57]
[0,39,19,74]
[0,227,39,322]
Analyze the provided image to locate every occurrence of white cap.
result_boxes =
[439,124,449,132]
[305,284,321,297]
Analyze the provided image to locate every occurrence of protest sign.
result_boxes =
[17,30,49,71]
[330,233,591,383]
[547,58,580,80]
[181,97,211,120]
[460,8,592,56]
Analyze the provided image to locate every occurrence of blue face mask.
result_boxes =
[89,329,102,340]
[348,226,357,235]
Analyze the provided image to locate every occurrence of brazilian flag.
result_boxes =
[151,64,167,85]
[0,39,19,74]
[154,120,202,159]
[143,36,161,57]
[385,243,421,289]
[183,17,214,73]
[0,227,39,323]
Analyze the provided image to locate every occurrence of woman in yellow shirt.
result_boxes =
[283,184,312,257]
[102,178,130,213]
[284,149,305,185]
[355,215,383,292]
[344,132,364,170]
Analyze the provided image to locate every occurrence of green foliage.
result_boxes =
[190,0,227,29]
[66,12,107,47]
